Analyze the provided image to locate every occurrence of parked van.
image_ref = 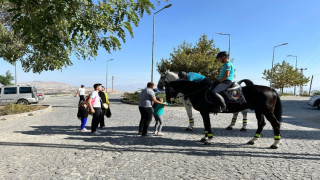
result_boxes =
[0,85,39,105]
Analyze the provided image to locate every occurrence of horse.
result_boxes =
[165,79,282,149]
[157,70,249,131]
[157,70,195,131]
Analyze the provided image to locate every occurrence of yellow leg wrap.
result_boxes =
[207,133,213,138]
[254,134,261,138]
[232,118,236,122]
[274,135,281,140]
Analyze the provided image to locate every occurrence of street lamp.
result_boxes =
[106,59,114,93]
[151,4,172,82]
[270,43,288,87]
[287,54,298,95]
[216,32,231,57]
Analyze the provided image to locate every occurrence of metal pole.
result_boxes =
[270,46,275,87]
[228,34,231,57]
[151,4,172,83]
[309,75,313,95]
[151,14,155,82]
[112,76,114,93]
[294,56,297,95]
[270,43,288,88]
[15,61,17,85]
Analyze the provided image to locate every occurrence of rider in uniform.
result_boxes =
[211,51,234,112]
[178,71,212,87]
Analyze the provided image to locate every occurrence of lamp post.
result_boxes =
[287,55,298,95]
[15,61,17,85]
[216,32,231,57]
[151,4,172,82]
[106,59,114,93]
[270,43,288,87]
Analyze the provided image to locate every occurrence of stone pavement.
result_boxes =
[0,94,319,179]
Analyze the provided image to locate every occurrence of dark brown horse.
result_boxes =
[165,79,282,149]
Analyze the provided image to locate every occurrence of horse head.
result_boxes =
[157,70,179,90]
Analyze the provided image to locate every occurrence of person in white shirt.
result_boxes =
[75,85,87,104]
[88,83,103,135]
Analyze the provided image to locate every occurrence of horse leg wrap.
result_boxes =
[230,118,236,126]
[189,119,194,127]
[240,119,247,131]
[247,134,260,145]
[185,119,194,131]
[270,135,281,149]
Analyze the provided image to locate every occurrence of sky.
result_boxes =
[1,0,320,92]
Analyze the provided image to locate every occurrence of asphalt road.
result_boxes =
[0,94,319,179]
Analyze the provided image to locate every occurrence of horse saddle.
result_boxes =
[205,82,247,105]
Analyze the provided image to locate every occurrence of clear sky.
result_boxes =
[1,0,320,92]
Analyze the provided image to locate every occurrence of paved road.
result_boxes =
[0,94,319,179]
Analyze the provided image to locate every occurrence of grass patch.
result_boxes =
[0,104,47,116]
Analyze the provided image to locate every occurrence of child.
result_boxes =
[153,97,169,136]
[77,101,89,132]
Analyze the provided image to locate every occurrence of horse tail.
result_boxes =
[273,90,282,122]
[238,79,254,86]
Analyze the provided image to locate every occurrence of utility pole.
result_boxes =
[112,76,114,93]
[309,75,313,95]
[299,68,307,95]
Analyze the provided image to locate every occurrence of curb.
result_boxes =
[0,105,52,120]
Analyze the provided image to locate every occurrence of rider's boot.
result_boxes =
[212,93,227,112]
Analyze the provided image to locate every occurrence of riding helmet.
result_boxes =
[216,51,229,59]
[178,71,187,79]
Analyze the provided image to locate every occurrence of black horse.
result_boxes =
[164,79,282,149]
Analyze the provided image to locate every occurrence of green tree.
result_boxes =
[0,70,14,85]
[263,61,309,94]
[0,0,163,73]
[157,34,222,81]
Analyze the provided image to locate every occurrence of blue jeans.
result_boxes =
[211,80,232,93]
[81,117,88,130]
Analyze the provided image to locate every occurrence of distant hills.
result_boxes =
[18,81,80,95]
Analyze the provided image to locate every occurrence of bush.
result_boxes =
[0,103,46,116]
[300,91,310,97]
[311,90,320,96]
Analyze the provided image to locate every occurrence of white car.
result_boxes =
[307,95,320,109]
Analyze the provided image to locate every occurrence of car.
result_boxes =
[0,85,40,105]
[307,95,320,109]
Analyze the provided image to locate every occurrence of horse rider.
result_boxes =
[178,71,212,87]
[211,51,234,112]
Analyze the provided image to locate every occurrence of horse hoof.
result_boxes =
[200,138,207,142]
[247,141,254,145]
[226,126,233,130]
[270,145,279,149]
[204,141,211,145]
[240,128,247,132]
[185,128,193,131]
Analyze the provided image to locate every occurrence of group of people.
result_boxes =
[75,84,110,135]
[74,51,235,136]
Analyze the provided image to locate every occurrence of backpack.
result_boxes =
[85,95,97,115]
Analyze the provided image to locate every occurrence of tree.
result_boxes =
[0,70,14,85]
[0,0,162,73]
[263,61,309,94]
[157,34,222,81]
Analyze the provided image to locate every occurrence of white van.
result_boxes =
[0,85,39,105]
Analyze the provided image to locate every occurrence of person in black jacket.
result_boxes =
[77,101,89,132]
[98,86,107,129]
